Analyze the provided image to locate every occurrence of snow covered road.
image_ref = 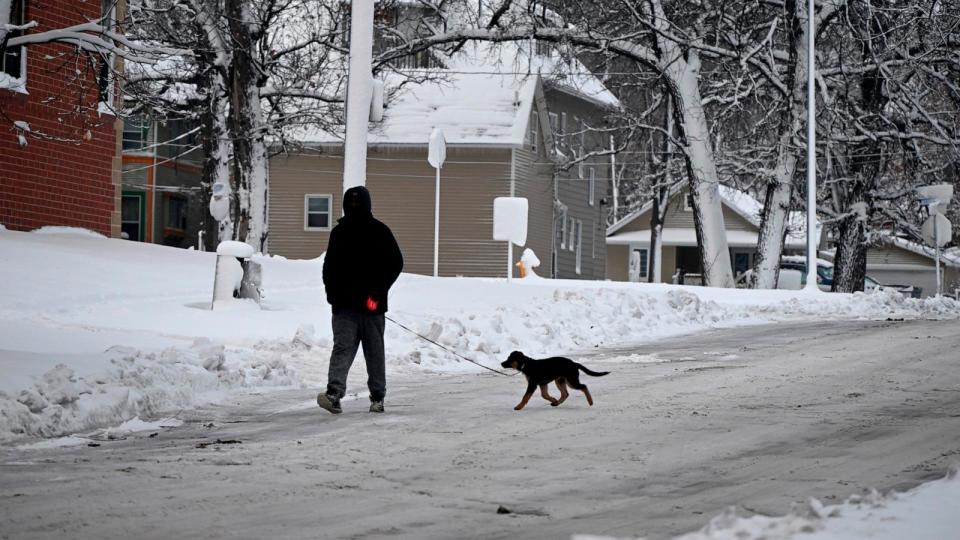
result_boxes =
[2,319,959,540]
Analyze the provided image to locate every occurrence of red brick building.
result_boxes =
[0,0,123,236]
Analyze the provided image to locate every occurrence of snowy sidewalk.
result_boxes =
[2,227,958,443]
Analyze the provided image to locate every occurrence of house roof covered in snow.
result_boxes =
[294,41,618,147]
[883,235,960,268]
[606,184,821,249]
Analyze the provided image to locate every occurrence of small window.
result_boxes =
[121,194,143,241]
[572,116,580,152]
[305,194,333,231]
[591,219,596,259]
[529,113,538,153]
[2,0,26,82]
[559,112,567,136]
[535,39,551,56]
[568,217,575,251]
[165,195,188,231]
[574,220,583,274]
[123,115,151,151]
[588,167,596,206]
[560,208,568,249]
[684,192,694,211]
[548,112,558,135]
[633,248,649,279]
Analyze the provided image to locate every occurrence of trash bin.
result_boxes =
[212,241,262,308]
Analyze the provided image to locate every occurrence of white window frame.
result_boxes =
[560,208,568,249]
[572,115,581,153]
[574,220,583,274]
[588,166,596,206]
[304,194,333,231]
[548,112,558,135]
[1,0,28,93]
[530,113,538,154]
[635,248,649,279]
[568,217,576,251]
[592,220,596,260]
[579,118,586,150]
[683,191,694,211]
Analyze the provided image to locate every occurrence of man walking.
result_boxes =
[317,186,403,414]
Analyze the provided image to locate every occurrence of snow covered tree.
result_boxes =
[124,0,345,252]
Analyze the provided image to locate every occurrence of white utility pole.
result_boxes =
[609,136,618,219]
[804,0,819,291]
[342,0,375,193]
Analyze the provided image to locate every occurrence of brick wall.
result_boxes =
[0,0,120,236]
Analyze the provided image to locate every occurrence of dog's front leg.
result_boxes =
[540,384,560,406]
[515,382,537,410]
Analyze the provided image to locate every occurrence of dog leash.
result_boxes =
[384,315,517,376]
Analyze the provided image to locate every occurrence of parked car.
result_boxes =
[736,256,889,293]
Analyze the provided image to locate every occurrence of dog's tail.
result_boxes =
[576,363,610,377]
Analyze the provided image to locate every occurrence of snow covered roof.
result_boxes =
[293,41,617,146]
[294,70,539,146]
[607,184,820,249]
[883,234,960,268]
[606,228,762,248]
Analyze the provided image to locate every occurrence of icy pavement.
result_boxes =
[2,319,958,539]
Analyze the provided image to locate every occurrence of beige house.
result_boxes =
[606,185,811,283]
[823,236,960,298]
[269,43,618,279]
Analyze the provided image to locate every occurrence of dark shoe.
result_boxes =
[317,393,342,414]
[369,401,384,413]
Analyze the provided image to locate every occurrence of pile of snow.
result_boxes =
[0,228,957,442]
[30,226,108,239]
[0,340,295,441]
[575,470,960,540]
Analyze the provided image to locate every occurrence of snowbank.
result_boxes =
[0,340,296,440]
[30,226,108,239]
[575,470,960,540]
[1,228,957,442]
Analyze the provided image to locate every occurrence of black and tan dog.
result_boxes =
[500,351,610,410]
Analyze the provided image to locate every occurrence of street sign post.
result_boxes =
[916,184,954,297]
[493,197,529,283]
[428,128,446,277]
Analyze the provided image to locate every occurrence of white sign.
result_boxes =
[493,197,528,246]
[922,214,952,248]
[428,127,446,169]
[916,184,954,215]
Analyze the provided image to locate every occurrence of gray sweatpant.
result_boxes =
[326,308,386,402]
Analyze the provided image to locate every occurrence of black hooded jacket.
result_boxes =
[322,186,403,314]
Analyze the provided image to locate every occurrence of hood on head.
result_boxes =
[342,186,372,217]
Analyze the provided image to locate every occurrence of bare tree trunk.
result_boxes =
[832,0,889,293]
[753,0,810,289]
[665,51,734,287]
[226,0,269,253]
[198,63,231,250]
[190,0,233,249]
[649,95,674,284]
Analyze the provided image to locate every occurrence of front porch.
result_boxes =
[606,228,761,284]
